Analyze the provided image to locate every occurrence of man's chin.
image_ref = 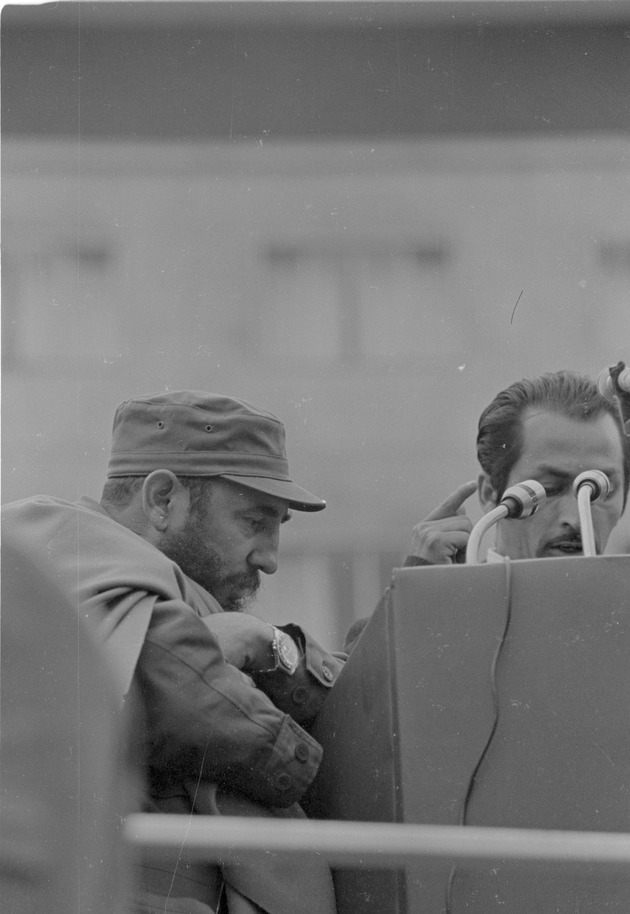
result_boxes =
[221,594,256,613]
[218,580,260,612]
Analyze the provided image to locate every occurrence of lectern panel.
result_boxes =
[308,556,630,914]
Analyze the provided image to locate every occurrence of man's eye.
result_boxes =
[600,483,618,502]
[543,484,563,497]
[246,517,266,533]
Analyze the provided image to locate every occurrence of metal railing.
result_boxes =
[125,814,630,870]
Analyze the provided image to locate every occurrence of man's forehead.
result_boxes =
[518,408,624,472]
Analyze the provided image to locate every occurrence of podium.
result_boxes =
[306,556,630,913]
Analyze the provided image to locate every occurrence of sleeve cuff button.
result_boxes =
[294,743,309,763]
[275,773,292,791]
[292,686,308,704]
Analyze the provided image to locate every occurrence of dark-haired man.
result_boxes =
[409,370,629,564]
[2,391,344,914]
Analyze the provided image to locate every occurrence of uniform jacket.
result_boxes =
[2,495,345,914]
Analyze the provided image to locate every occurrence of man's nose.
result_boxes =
[249,538,279,575]
[556,490,581,529]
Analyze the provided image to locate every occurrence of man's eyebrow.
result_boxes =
[535,466,572,478]
[536,464,622,482]
[598,468,623,485]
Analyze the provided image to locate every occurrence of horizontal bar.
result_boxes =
[125,815,630,869]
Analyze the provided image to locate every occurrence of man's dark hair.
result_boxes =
[101,475,215,513]
[476,370,630,506]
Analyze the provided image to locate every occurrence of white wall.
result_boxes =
[3,135,629,645]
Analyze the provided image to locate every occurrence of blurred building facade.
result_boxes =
[2,1,630,647]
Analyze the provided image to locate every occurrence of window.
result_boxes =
[2,221,119,371]
[262,240,456,366]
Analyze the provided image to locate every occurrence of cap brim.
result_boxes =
[220,474,326,512]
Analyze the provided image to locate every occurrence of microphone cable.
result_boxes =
[444,559,514,913]
[444,470,608,908]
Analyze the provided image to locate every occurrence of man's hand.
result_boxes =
[201,613,278,672]
[408,480,478,565]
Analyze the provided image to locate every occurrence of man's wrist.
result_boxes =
[260,625,300,675]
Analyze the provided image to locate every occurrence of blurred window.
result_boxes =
[254,548,403,651]
[255,551,338,648]
[263,242,456,365]
[2,221,119,370]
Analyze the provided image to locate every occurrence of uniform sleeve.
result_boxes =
[135,601,323,809]
[251,624,347,729]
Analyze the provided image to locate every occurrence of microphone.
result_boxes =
[597,363,630,402]
[500,479,547,518]
[572,470,611,557]
[598,361,630,442]
[572,470,611,503]
[466,479,546,564]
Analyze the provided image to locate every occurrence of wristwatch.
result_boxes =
[268,626,300,675]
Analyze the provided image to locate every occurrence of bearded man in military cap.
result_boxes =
[3,390,344,914]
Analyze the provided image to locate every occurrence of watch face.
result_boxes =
[277,631,299,672]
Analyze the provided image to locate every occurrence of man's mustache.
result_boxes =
[544,530,583,550]
[224,569,261,593]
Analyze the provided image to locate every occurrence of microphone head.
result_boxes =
[598,364,630,400]
[500,479,547,519]
[572,470,611,503]
[597,367,616,402]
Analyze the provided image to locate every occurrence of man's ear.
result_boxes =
[478,472,500,513]
[141,470,182,532]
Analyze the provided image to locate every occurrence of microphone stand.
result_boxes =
[466,506,508,565]
[466,480,546,565]
[576,485,597,557]
[572,471,611,558]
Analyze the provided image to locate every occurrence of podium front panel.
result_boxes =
[307,556,630,913]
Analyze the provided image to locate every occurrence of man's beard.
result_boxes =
[158,515,260,612]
